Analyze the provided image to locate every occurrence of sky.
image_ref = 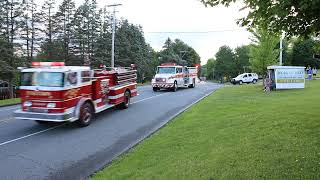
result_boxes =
[53,0,253,65]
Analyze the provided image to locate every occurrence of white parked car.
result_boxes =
[231,73,259,85]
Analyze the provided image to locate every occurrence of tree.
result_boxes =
[158,38,201,66]
[55,0,76,64]
[234,45,250,74]
[21,0,40,62]
[71,0,100,65]
[36,40,64,61]
[201,0,320,37]
[249,28,279,77]
[91,7,112,67]
[0,0,24,98]
[214,46,236,81]
[206,58,215,80]
[291,39,320,68]
[114,20,154,82]
[39,0,58,61]
[0,37,15,78]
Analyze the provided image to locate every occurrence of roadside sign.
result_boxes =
[268,66,305,89]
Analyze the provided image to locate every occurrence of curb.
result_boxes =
[87,85,223,179]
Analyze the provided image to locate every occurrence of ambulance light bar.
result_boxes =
[161,63,177,66]
[32,62,65,67]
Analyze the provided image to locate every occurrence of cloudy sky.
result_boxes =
[56,0,252,64]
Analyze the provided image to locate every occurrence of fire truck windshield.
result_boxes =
[21,72,64,87]
[157,67,176,74]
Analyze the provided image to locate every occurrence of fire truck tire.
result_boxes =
[172,81,178,92]
[77,102,93,127]
[119,90,131,109]
[153,87,160,92]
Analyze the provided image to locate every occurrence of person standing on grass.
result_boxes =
[307,66,312,80]
[312,67,317,78]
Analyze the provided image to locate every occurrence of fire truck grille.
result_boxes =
[28,108,48,113]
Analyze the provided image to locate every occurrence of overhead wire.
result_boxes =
[145,29,246,34]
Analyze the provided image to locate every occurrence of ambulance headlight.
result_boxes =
[23,101,32,107]
[47,103,56,108]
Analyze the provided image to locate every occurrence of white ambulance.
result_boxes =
[151,63,197,92]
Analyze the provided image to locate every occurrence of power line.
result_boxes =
[145,29,245,34]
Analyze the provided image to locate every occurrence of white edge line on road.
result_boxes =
[0,93,169,147]
[131,92,168,104]
[0,123,66,146]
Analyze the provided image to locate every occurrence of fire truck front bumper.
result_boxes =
[14,109,77,122]
[152,83,174,89]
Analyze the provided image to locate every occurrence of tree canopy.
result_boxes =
[234,45,250,74]
[291,39,320,68]
[201,0,320,37]
[158,38,201,66]
[249,29,279,76]
[214,45,236,81]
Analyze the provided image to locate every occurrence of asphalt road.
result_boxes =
[0,82,222,180]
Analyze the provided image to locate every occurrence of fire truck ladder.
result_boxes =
[115,68,137,85]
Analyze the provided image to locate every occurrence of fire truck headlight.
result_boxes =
[47,103,56,108]
[23,101,32,107]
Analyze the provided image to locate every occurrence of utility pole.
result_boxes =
[107,3,122,68]
[279,32,285,66]
[180,50,187,65]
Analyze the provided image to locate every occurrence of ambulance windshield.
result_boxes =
[21,72,64,87]
[157,67,176,74]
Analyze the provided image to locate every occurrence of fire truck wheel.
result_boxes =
[172,81,178,92]
[119,90,131,109]
[153,87,160,92]
[77,102,93,127]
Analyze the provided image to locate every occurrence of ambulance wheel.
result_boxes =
[119,90,131,109]
[172,81,178,92]
[189,79,195,88]
[153,87,160,92]
[77,102,93,127]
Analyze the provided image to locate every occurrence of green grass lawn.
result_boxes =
[92,81,320,180]
[0,98,20,106]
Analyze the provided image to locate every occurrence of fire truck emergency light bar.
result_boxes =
[32,62,65,67]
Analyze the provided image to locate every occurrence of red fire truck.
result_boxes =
[14,62,137,127]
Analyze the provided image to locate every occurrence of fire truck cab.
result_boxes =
[151,63,196,92]
[14,62,137,127]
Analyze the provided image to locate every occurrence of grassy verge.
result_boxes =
[92,81,320,180]
[0,98,20,107]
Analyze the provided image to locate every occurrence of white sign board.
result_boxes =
[275,68,305,89]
